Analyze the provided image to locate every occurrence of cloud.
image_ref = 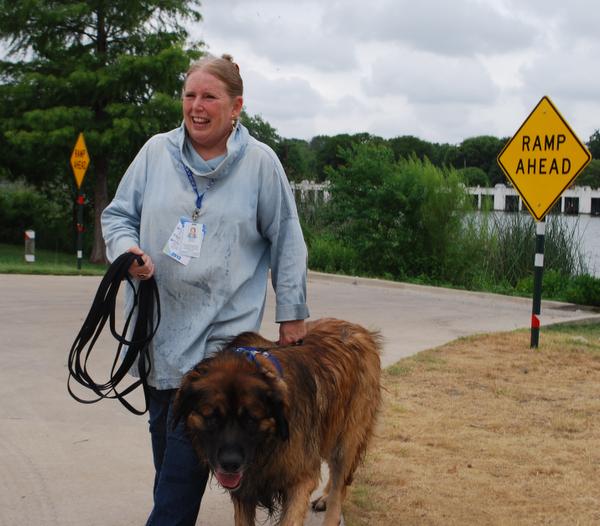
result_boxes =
[363,46,499,104]
[192,0,600,143]
[505,0,600,43]
[243,69,325,119]
[324,0,535,56]
[197,0,358,72]
[520,45,600,103]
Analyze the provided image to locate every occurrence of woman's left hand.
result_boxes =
[278,319,307,345]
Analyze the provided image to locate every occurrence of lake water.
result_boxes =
[560,215,600,276]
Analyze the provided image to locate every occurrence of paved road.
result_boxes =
[1,272,597,526]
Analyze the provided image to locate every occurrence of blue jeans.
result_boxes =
[146,387,209,526]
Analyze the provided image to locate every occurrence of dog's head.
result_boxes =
[173,350,289,491]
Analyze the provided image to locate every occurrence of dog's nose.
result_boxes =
[217,446,244,473]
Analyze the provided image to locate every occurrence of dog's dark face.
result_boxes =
[173,352,289,491]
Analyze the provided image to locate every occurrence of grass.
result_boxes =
[345,321,600,525]
[0,242,107,275]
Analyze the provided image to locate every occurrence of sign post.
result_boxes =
[497,96,591,347]
[70,133,90,270]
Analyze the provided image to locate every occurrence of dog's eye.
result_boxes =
[240,411,259,433]
[203,410,222,430]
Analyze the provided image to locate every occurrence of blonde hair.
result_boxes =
[183,54,243,99]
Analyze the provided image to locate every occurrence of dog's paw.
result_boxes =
[311,495,327,512]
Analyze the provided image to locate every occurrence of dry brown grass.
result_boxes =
[345,322,600,526]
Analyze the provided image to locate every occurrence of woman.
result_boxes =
[101,54,309,525]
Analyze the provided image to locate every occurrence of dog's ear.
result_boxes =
[270,395,289,441]
[172,370,205,430]
[252,354,290,440]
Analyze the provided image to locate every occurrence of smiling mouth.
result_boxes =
[191,116,209,125]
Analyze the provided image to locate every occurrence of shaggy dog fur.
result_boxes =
[173,318,382,526]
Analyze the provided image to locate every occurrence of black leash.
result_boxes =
[67,252,161,415]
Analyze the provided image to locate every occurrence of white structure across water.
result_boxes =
[469,184,600,215]
[291,180,600,216]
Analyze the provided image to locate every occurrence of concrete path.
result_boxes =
[0,272,597,526]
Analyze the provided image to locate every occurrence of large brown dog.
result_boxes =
[173,318,381,526]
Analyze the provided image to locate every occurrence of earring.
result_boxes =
[231,115,237,130]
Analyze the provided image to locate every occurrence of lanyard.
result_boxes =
[183,164,215,221]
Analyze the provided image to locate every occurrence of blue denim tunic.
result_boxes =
[101,123,309,389]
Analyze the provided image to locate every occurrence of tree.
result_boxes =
[587,130,600,159]
[458,166,489,187]
[240,110,280,150]
[325,142,470,280]
[577,159,600,189]
[387,135,434,162]
[0,0,202,262]
[276,138,315,182]
[310,132,382,181]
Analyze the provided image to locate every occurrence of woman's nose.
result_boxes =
[192,96,204,111]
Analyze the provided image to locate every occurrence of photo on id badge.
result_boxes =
[181,220,204,258]
[163,217,204,265]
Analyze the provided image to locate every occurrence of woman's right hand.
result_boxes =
[127,246,155,280]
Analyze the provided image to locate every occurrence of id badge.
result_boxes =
[180,221,205,258]
[163,217,191,265]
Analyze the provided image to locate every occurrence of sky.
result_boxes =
[189,0,600,145]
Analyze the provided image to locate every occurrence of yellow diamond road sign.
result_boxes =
[70,132,90,189]
[497,96,591,221]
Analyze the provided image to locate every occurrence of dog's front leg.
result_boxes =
[233,498,256,526]
[278,477,318,526]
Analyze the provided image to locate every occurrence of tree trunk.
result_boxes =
[89,5,109,264]
[89,154,109,263]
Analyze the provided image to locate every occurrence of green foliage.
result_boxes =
[0,0,203,261]
[388,135,434,162]
[321,142,471,280]
[301,141,593,302]
[0,179,72,250]
[587,130,600,159]
[565,274,600,306]
[307,234,359,275]
[577,159,600,188]
[240,110,280,150]
[0,243,106,275]
[458,135,507,185]
[460,213,587,290]
[458,166,489,187]
[310,133,384,182]
[276,138,316,182]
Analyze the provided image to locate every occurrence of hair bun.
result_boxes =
[221,53,240,72]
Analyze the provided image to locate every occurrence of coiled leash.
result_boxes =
[67,252,161,415]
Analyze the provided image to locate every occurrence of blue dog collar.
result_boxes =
[233,346,284,377]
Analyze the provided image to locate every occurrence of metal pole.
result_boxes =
[530,219,545,348]
[76,192,84,270]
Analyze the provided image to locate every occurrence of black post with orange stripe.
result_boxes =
[531,219,545,348]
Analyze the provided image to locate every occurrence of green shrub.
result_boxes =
[565,274,600,306]
[297,142,590,304]
[307,234,358,275]
[0,179,73,251]
[323,143,471,280]
[458,166,489,187]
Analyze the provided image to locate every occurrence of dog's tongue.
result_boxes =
[215,470,242,490]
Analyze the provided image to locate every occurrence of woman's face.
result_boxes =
[182,69,243,159]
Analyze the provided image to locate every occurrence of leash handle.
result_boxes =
[67,252,160,415]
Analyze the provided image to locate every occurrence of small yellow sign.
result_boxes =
[70,132,90,189]
[497,96,591,221]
